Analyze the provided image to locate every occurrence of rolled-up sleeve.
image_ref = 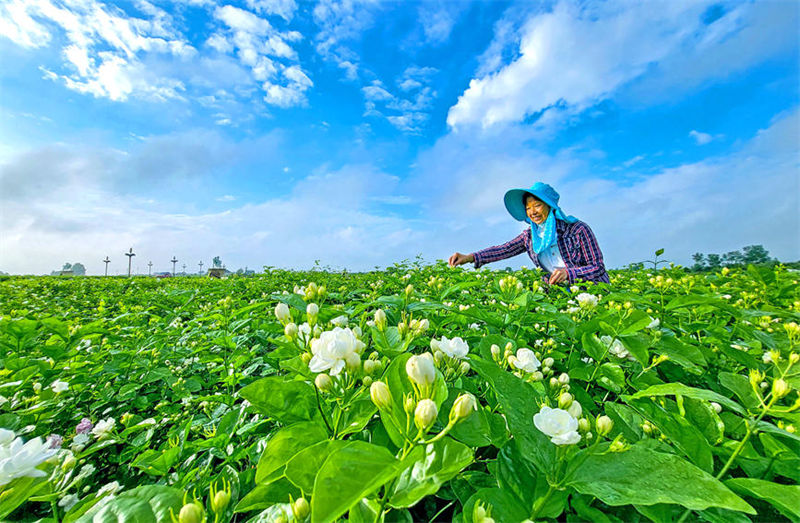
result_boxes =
[565,223,607,283]
[472,231,527,269]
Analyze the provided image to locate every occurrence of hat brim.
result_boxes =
[503,189,532,222]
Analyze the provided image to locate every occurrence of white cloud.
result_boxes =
[216,194,236,201]
[0,0,52,48]
[212,4,310,107]
[1,110,797,275]
[0,0,194,101]
[360,68,439,133]
[312,0,379,81]
[626,2,799,102]
[245,0,297,22]
[447,0,728,128]
[413,108,799,268]
[417,1,467,45]
[689,130,713,145]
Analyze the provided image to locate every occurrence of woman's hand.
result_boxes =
[549,268,568,285]
[449,252,474,267]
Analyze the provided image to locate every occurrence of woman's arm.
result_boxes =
[471,231,528,269]
[565,223,607,283]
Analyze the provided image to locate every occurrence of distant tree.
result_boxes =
[722,250,744,266]
[62,263,72,271]
[742,244,772,265]
[691,253,706,271]
[71,263,86,276]
[706,254,722,269]
[212,256,222,268]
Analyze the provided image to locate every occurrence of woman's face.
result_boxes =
[525,195,550,225]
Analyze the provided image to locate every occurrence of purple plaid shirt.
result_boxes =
[472,219,609,284]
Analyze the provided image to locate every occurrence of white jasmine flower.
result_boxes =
[51,380,69,394]
[0,436,59,485]
[92,418,115,439]
[309,327,365,376]
[297,322,313,344]
[533,406,581,446]
[274,303,291,324]
[576,293,598,309]
[600,336,630,359]
[646,317,660,329]
[58,494,79,511]
[433,336,469,360]
[511,349,541,373]
[98,481,121,496]
[330,315,348,327]
[0,429,14,446]
[762,352,773,364]
[406,353,436,389]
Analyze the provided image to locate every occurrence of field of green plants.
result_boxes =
[0,262,798,523]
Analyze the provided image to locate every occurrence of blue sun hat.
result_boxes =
[503,182,579,254]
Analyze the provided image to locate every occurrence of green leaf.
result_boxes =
[337,398,377,437]
[565,444,754,514]
[598,363,626,393]
[462,488,529,523]
[624,398,713,472]
[581,333,608,362]
[311,441,407,523]
[388,437,473,508]
[131,447,181,476]
[725,478,800,521]
[234,477,301,513]
[629,383,746,415]
[240,376,318,424]
[75,485,183,523]
[618,333,650,365]
[0,476,49,519]
[620,310,653,336]
[496,441,567,518]
[718,372,760,411]
[285,440,348,493]
[370,326,404,357]
[256,421,328,483]
[470,356,554,475]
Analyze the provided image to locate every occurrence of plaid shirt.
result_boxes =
[472,219,609,284]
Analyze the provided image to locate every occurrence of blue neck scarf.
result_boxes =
[527,208,579,255]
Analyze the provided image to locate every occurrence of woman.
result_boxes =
[449,182,609,285]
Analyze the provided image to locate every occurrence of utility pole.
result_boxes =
[182,263,186,275]
[148,261,153,276]
[198,260,204,274]
[125,248,135,277]
[171,256,178,277]
[103,256,110,276]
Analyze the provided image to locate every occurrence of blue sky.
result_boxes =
[0,0,798,275]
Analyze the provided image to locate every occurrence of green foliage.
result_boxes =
[0,261,798,522]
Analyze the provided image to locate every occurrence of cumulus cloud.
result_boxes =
[211,4,311,107]
[360,67,438,132]
[0,0,194,101]
[245,0,297,22]
[1,110,797,275]
[412,108,799,267]
[0,0,311,109]
[312,0,380,81]
[447,0,796,130]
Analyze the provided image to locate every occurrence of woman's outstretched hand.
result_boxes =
[449,252,474,267]
[549,268,568,285]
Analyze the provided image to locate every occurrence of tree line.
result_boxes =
[691,244,773,271]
